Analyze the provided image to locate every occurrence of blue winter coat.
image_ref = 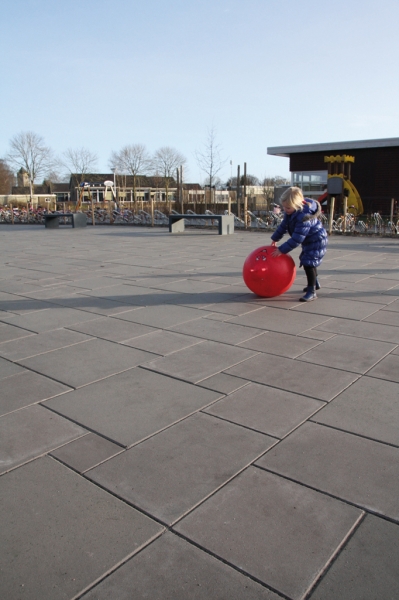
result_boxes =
[271,199,327,267]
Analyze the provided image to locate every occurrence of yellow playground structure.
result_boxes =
[319,155,364,215]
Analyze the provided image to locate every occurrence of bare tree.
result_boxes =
[152,146,186,211]
[0,159,15,194]
[261,176,290,209]
[61,147,98,185]
[6,131,54,203]
[195,126,225,208]
[109,144,150,203]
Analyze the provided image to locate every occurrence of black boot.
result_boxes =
[300,287,317,302]
[303,278,320,292]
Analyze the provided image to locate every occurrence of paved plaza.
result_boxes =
[1,224,399,600]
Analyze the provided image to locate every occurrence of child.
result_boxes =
[271,187,327,302]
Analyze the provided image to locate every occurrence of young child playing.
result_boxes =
[271,187,327,302]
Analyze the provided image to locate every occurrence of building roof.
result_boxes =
[267,137,399,157]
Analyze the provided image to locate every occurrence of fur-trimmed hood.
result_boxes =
[302,198,322,222]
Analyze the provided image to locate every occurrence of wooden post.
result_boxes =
[10,203,14,224]
[91,196,95,226]
[151,189,154,226]
[343,196,347,232]
[244,195,248,229]
[228,192,231,215]
[390,198,395,232]
[328,197,335,235]
[237,165,240,219]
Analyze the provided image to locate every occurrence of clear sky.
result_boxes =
[1,0,398,184]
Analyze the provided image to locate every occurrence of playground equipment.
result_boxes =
[243,245,296,297]
[319,155,363,216]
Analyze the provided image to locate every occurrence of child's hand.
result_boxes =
[271,247,282,257]
[271,240,277,246]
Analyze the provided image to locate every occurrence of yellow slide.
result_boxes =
[344,179,363,215]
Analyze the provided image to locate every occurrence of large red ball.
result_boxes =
[243,245,296,297]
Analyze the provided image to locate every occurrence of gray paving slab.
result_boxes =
[66,315,158,342]
[0,328,91,360]
[366,353,399,383]
[308,514,399,600]
[149,278,229,294]
[238,330,322,358]
[145,340,257,383]
[83,283,177,306]
[0,305,100,333]
[230,306,332,334]
[0,356,26,380]
[174,467,362,600]
[81,531,280,600]
[381,298,399,311]
[113,303,208,328]
[291,297,382,320]
[226,353,359,401]
[87,412,275,525]
[44,367,221,446]
[19,339,154,388]
[50,432,122,472]
[170,317,264,345]
[196,372,250,394]
[205,382,325,438]
[314,316,399,343]
[0,370,71,416]
[298,328,336,341]
[257,422,399,520]
[0,456,163,600]
[364,307,399,326]
[0,322,34,344]
[311,376,399,447]
[0,404,86,473]
[122,329,204,355]
[298,334,396,373]
[201,299,263,316]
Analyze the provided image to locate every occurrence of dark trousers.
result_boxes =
[304,266,318,288]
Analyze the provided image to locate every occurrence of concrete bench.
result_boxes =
[168,214,234,235]
[44,213,87,229]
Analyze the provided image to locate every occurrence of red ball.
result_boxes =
[243,245,296,297]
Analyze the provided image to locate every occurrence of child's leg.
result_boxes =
[304,266,317,289]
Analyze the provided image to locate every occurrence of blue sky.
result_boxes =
[2,0,398,184]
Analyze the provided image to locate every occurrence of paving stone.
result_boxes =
[113,303,208,328]
[174,467,361,600]
[230,306,332,334]
[364,308,399,327]
[314,316,399,343]
[311,375,399,447]
[0,328,91,360]
[298,329,336,341]
[0,456,163,600]
[257,422,399,520]
[366,353,399,383]
[122,329,203,355]
[196,372,249,394]
[0,404,86,473]
[0,323,34,344]
[150,278,229,294]
[380,298,399,312]
[291,297,382,320]
[50,433,122,472]
[145,340,257,383]
[205,382,324,438]
[0,291,55,315]
[298,334,396,373]
[308,514,399,600]
[84,283,176,307]
[66,316,158,342]
[0,305,100,333]
[0,356,26,380]
[87,413,275,525]
[44,367,221,446]
[41,292,145,315]
[19,339,154,388]
[0,370,71,416]
[226,353,358,401]
[81,531,280,600]
[238,330,322,358]
[170,317,264,345]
